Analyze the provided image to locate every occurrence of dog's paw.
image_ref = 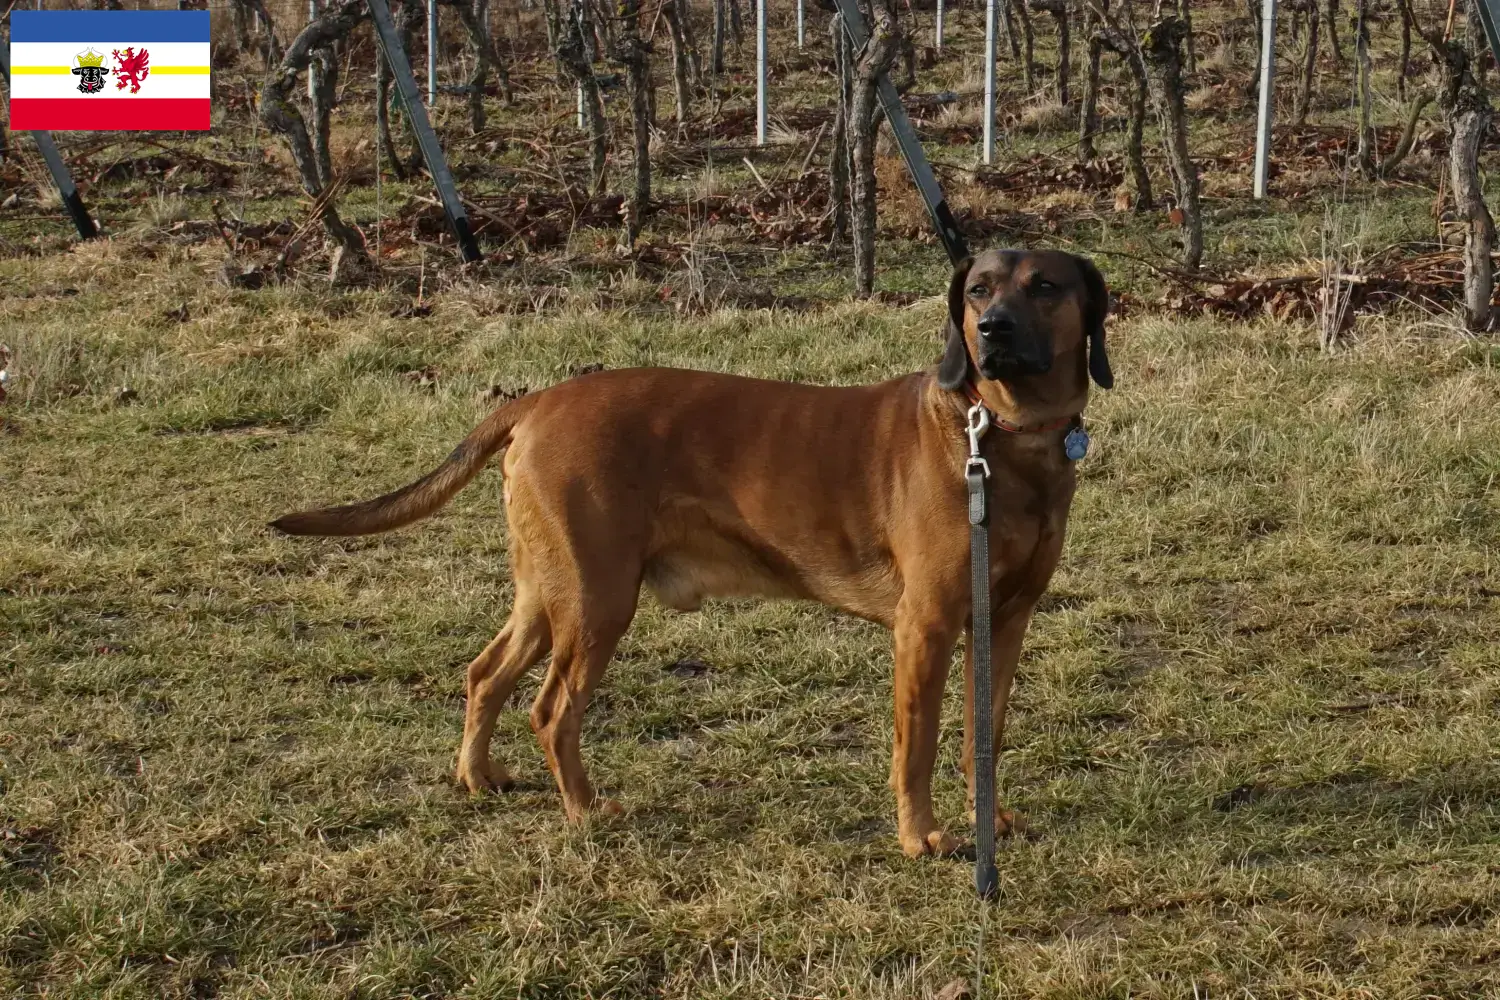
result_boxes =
[900,827,964,858]
[966,807,1026,838]
[564,796,626,824]
[456,758,513,795]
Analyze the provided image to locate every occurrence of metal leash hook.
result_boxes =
[966,402,990,478]
[965,400,999,902]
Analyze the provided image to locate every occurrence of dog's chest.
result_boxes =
[979,465,1074,598]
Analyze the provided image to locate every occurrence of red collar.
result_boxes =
[961,382,1076,434]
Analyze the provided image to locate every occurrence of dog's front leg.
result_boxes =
[890,610,964,858]
[960,599,1037,837]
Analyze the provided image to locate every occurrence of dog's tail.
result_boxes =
[269,394,538,538]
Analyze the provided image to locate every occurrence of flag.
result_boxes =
[8,11,210,131]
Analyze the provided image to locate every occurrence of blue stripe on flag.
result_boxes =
[10,11,210,43]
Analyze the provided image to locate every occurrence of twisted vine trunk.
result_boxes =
[1294,0,1320,124]
[546,0,609,194]
[1121,56,1153,209]
[1440,33,1494,329]
[711,0,727,74]
[664,0,694,122]
[615,0,653,244]
[491,2,514,104]
[1176,0,1194,74]
[232,0,253,52]
[1091,1,1154,209]
[469,0,491,132]
[1325,0,1345,66]
[1450,94,1494,331]
[1404,0,1493,329]
[374,51,407,180]
[1013,0,1036,91]
[259,0,370,273]
[446,0,493,131]
[1080,0,1104,160]
[1397,0,1412,100]
[310,42,337,186]
[1377,91,1432,176]
[243,0,283,67]
[1466,1,1488,86]
[395,0,425,172]
[1142,16,1201,268]
[587,0,615,55]
[1247,0,1263,97]
[849,5,899,297]
[1354,0,1376,177]
[677,0,702,82]
[1033,0,1071,104]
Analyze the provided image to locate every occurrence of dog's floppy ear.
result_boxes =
[1074,254,1114,390]
[937,256,973,390]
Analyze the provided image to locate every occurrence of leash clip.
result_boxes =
[965,402,991,479]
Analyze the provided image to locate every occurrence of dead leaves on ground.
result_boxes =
[1167,247,1481,326]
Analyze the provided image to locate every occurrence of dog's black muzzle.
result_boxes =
[976,307,1052,380]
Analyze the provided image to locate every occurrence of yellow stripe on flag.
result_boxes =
[149,66,210,74]
[11,66,71,74]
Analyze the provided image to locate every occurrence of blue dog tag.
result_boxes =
[1064,426,1090,462]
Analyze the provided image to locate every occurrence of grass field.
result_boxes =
[5,238,1500,998]
[6,1,1500,996]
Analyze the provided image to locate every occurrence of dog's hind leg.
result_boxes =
[529,591,637,822]
[456,575,551,794]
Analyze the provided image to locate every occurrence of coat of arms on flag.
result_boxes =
[8,11,209,131]
[70,48,109,94]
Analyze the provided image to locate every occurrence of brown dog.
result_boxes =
[271,249,1113,857]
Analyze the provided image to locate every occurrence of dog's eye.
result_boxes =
[1032,279,1059,294]
[967,284,989,297]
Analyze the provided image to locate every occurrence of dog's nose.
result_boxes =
[977,309,1016,338]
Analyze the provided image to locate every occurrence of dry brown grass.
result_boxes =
[1019,98,1074,133]
[5,241,1500,999]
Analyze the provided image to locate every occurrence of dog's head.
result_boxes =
[937,249,1113,392]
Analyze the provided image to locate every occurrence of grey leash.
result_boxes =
[965,401,999,902]
[964,402,1089,997]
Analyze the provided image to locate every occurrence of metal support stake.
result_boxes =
[0,45,97,239]
[831,0,968,264]
[936,0,944,51]
[1475,0,1500,68]
[756,0,768,144]
[574,0,587,131]
[1253,0,1277,199]
[308,0,321,100]
[368,0,482,261]
[983,0,997,164]
[797,0,804,49]
[427,0,439,104]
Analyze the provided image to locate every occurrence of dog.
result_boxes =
[270,248,1113,858]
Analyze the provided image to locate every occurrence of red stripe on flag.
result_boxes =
[10,98,210,131]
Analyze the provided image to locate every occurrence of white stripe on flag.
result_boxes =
[9,41,209,99]
[10,41,209,65]
[9,74,210,99]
